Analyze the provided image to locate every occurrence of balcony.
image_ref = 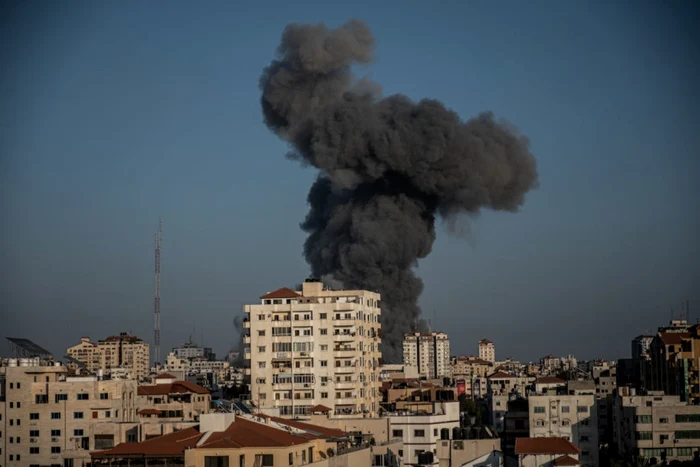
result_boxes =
[243,335,251,344]
[243,318,250,329]
[335,398,356,405]
[335,380,357,390]
[334,334,355,342]
[334,347,358,358]
[335,366,356,374]
[273,352,291,360]
[272,382,292,390]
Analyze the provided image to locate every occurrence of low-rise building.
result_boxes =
[451,357,493,380]
[436,426,501,467]
[91,412,376,467]
[389,401,461,466]
[136,373,210,422]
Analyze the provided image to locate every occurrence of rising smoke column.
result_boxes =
[260,20,538,362]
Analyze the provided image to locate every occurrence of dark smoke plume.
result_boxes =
[260,20,538,362]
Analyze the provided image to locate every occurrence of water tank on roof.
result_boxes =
[8,359,17,367]
[19,358,29,367]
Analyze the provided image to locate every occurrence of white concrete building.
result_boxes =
[389,401,461,466]
[243,280,382,417]
[403,332,450,379]
[528,393,598,467]
[478,339,495,363]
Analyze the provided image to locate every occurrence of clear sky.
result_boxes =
[1,0,698,363]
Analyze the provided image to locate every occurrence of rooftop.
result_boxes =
[534,376,567,385]
[138,380,209,396]
[260,287,302,300]
[515,437,581,455]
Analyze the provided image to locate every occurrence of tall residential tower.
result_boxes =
[402,332,451,379]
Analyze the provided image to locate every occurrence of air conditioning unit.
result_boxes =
[51,437,60,442]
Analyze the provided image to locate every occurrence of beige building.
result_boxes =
[67,332,150,381]
[613,389,700,461]
[0,359,138,467]
[514,437,581,467]
[403,332,450,380]
[436,435,501,467]
[243,280,382,417]
[528,393,598,467]
[91,412,381,467]
[478,339,495,363]
[451,356,493,380]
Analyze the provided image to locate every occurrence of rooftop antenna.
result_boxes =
[154,218,163,366]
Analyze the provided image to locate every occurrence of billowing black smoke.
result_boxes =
[260,19,538,362]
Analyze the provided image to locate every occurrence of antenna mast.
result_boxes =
[154,218,163,367]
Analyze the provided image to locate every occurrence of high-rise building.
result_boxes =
[172,340,215,361]
[67,333,150,381]
[402,332,450,379]
[631,335,654,360]
[243,280,382,417]
[478,339,495,363]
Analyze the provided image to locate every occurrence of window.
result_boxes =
[51,429,61,437]
[577,406,588,413]
[16,419,20,425]
[51,412,61,419]
[74,412,84,419]
[35,394,48,404]
[678,447,693,456]
[636,415,652,423]
[660,434,670,441]
[536,420,545,427]
[9,402,12,408]
[55,394,68,402]
[433,428,438,436]
[100,393,109,400]
[414,429,425,437]
[74,429,84,436]
[289,452,294,465]
[30,413,40,420]
[258,346,266,353]
[17,402,21,408]
[676,414,700,423]
[51,446,61,454]
[17,382,20,389]
[534,406,545,413]
[30,430,39,437]
[561,406,570,413]
[320,329,328,335]
[321,392,328,398]
[255,454,273,467]
[321,361,328,367]
[660,417,669,423]
[240,455,245,467]
[675,430,700,439]
[105,411,111,418]
[393,429,403,437]
[258,314,265,320]
[258,330,266,336]
[636,431,653,440]
[9,383,12,389]
[258,362,266,369]
[30,447,40,454]
[320,313,327,319]
[580,435,590,442]
[562,419,571,426]
[77,393,89,400]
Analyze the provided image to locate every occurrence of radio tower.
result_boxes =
[154,218,163,367]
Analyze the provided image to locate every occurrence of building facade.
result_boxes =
[403,332,450,380]
[243,280,382,417]
[0,360,138,467]
[67,333,150,381]
[613,390,700,461]
[478,339,495,364]
[528,393,598,467]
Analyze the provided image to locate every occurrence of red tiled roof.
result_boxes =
[535,376,566,384]
[555,455,580,466]
[138,409,160,416]
[488,371,514,379]
[659,332,691,346]
[138,381,209,396]
[155,373,176,379]
[197,417,316,449]
[308,404,332,413]
[92,427,203,458]
[260,287,301,299]
[515,437,581,455]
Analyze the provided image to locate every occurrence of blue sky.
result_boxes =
[1,0,698,363]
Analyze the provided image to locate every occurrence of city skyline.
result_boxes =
[2,1,698,362]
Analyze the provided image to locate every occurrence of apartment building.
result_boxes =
[172,340,215,361]
[451,357,493,380]
[403,332,450,380]
[632,335,654,360]
[0,359,138,467]
[67,332,150,381]
[137,373,210,422]
[243,280,382,417]
[613,389,700,461]
[389,401,461,466]
[478,339,495,363]
[528,392,598,467]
